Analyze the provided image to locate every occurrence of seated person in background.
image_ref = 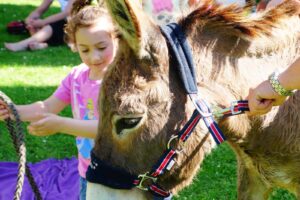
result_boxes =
[4,0,75,52]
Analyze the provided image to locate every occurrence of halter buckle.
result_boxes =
[136,172,157,191]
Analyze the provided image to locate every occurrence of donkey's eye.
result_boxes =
[115,117,142,135]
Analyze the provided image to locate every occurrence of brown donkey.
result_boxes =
[87,0,300,199]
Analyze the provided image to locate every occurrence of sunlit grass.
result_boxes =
[0,67,70,86]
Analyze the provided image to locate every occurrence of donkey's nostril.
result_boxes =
[115,117,142,135]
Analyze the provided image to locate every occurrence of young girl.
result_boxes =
[0,2,118,199]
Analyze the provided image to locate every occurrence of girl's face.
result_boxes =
[75,19,117,77]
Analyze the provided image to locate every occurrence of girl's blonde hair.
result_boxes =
[64,0,117,50]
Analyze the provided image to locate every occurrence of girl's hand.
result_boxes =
[247,80,287,116]
[247,88,273,116]
[0,100,10,121]
[28,113,62,136]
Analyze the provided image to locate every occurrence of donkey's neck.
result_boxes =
[180,15,300,143]
[244,15,300,58]
[185,15,300,99]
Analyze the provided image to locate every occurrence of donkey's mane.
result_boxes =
[182,0,300,39]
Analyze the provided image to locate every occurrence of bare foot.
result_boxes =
[4,42,28,52]
[28,42,48,51]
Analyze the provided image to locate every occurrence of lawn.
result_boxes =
[0,0,295,199]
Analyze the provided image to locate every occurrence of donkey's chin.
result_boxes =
[87,182,148,200]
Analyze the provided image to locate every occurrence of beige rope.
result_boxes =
[0,91,42,200]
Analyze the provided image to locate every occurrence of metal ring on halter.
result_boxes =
[189,94,213,118]
[196,108,213,118]
[167,135,184,153]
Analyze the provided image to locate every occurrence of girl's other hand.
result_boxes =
[28,113,62,136]
[247,80,287,115]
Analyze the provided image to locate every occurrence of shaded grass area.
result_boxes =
[0,1,296,199]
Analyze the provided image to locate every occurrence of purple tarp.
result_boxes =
[0,157,79,200]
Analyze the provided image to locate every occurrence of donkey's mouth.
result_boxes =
[112,114,145,136]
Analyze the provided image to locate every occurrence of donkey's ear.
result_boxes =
[104,0,146,55]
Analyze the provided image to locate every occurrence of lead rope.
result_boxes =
[0,91,42,200]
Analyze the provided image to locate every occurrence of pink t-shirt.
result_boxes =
[54,63,101,178]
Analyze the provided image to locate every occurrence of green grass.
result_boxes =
[0,1,296,199]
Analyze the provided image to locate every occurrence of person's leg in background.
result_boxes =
[4,25,52,52]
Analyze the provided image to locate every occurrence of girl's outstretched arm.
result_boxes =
[0,95,68,122]
[277,57,300,91]
[28,114,98,138]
